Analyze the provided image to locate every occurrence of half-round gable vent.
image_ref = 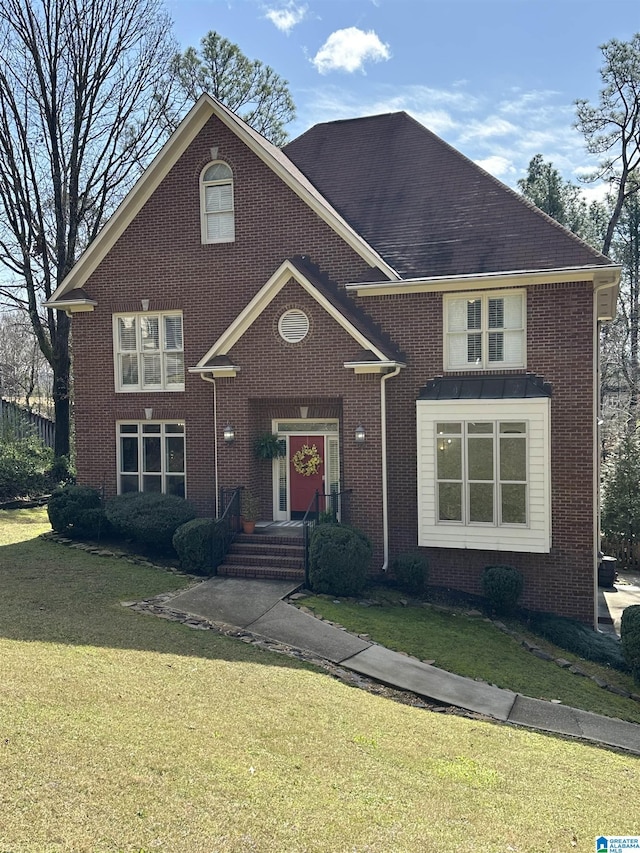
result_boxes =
[278,309,309,343]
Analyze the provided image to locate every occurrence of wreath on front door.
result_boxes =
[292,443,322,477]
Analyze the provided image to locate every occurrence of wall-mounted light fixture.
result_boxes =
[354,424,366,444]
[223,424,235,443]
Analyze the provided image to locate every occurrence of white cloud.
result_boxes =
[474,155,516,179]
[290,80,601,192]
[311,27,391,74]
[581,182,611,204]
[297,83,476,125]
[264,2,307,34]
[457,117,519,144]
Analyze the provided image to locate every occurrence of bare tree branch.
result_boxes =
[0,0,176,456]
[576,34,640,255]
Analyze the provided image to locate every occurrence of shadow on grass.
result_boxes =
[0,533,312,673]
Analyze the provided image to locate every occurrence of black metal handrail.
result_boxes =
[302,489,352,587]
[212,486,243,572]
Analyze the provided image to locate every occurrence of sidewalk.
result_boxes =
[168,577,640,755]
[598,570,640,636]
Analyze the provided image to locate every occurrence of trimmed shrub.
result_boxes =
[528,611,628,672]
[46,454,76,489]
[308,523,372,597]
[621,605,640,682]
[47,484,109,539]
[105,492,196,553]
[0,433,54,501]
[391,551,429,596]
[173,518,229,575]
[481,565,523,615]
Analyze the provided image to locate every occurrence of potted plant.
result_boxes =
[254,431,284,460]
[241,489,260,534]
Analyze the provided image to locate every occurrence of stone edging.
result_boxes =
[41,531,475,718]
[126,590,479,718]
[291,593,640,705]
[42,531,640,706]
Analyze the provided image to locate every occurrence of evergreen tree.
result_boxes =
[171,31,296,146]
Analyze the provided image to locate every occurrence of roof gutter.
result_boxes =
[346,264,622,297]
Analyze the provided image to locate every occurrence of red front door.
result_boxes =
[289,435,325,517]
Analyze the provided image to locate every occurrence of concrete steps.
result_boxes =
[217,533,305,582]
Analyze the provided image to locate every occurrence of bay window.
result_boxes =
[436,421,527,526]
[417,397,551,553]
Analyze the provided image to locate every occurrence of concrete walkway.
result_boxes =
[598,570,640,636]
[169,578,640,755]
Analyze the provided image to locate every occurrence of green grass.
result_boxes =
[300,589,640,723]
[0,509,639,852]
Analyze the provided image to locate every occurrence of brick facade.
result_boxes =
[67,105,607,623]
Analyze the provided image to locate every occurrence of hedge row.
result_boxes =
[47,485,232,575]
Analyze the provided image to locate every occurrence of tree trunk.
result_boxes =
[51,310,71,458]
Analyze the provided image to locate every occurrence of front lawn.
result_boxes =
[0,509,638,852]
[299,590,640,723]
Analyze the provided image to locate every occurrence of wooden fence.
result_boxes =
[0,398,55,448]
[601,537,640,571]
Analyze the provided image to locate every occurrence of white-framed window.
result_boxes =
[117,421,185,497]
[436,421,528,526]
[114,312,184,392]
[200,161,234,244]
[444,291,525,371]
[417,398,550,553]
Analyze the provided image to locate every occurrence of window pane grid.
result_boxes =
[436,421,527,526]
[117,422,186,496]
[202,161,234,244]
[445,293,524,370]
[115,313,184,391]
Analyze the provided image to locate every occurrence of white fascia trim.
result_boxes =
[49,95,398,306]
[346,264,622,297]
[594,278,620,322]
[44,299,97,313]
[344,360,406,374]
[189,365,240,378]
[47,101,212,304]
[194,259,391,368]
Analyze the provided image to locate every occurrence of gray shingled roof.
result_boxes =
[283,112,612,279]
[287,255,405,362]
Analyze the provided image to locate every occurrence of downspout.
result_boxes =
[200,373,219,519]
[592,282,611,631]
[380,365,402,571]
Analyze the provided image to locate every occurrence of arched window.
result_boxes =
[200,161,234,244]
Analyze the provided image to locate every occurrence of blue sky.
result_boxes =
[167,0,640,199]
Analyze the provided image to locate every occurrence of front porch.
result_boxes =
[216,528,305,583]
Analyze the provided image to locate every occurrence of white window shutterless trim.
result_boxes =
[200,161,235,244]
[113,312,184,392]
[417,398,551,553]
[444,290,525,371]
[117,421,186,497]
